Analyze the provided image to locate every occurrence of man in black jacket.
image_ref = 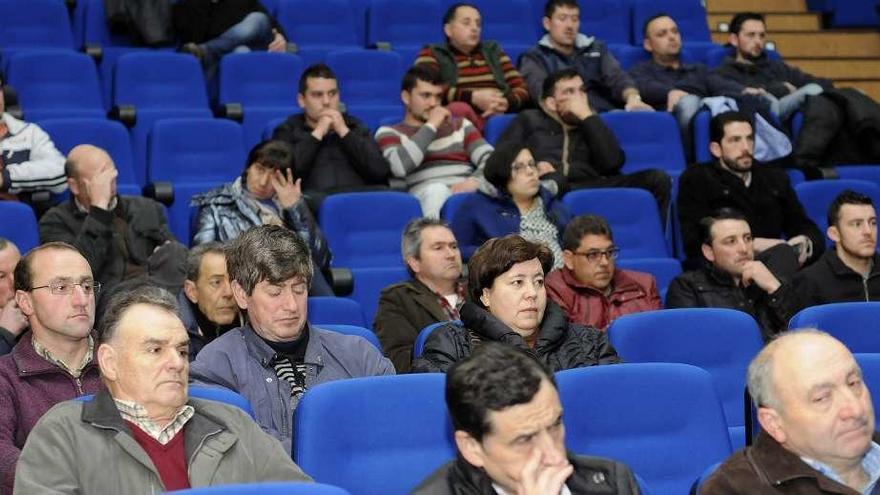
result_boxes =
[666,208,800,341]
[497,68,670,216]
[795,190,880,309]
[412,342,639,495]
[677,111,823,267]
[272,64,390,211]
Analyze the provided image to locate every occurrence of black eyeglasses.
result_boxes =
[30,281,101,296]
[572,247,620,263]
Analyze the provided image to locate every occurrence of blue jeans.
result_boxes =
[673,94,704,162]
[201,12,274,65]
[762,83,825,122]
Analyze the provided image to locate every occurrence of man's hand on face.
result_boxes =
[515,447,574,495]
[267,29,287,52]
[450,177,480,194]
[87,162,117,210]
[666,89,689,112]
[426,105,452,128]
[536,161,556,175]
[471,89,504,112]
[559,94,593,121]
[272,168,302,209]
[740,260,782,294]
[0,298,27,337]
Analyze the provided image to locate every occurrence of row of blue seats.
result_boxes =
[807,0,880,28]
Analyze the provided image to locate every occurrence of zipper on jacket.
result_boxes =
[864,276,871,302]
[276,377,289,438]
[74,376,83,395]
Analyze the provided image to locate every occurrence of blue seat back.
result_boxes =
[276,0,360,48]
[562,188,669,257]
[0,0,74,51]
[367,0,444,51]
[308,297,368,327]
[608,308,763,448]
[0,202,39,253]
[600,112,686,175]
[631,0,711,44]
[790,302,880,353]
[188,385,256,419]
[579,0,632,44]
[6,51,104,121]
[350,266,409,325]
[218,52,304,107]
[854,353,880,427]
[294,374,455,495]
[556,363,732,495]
[326,49,403,106]
[113,52,209,110]
[413,320,455,359]
[482,114,515,145]
[318,324,382,351]
[440,192,478,222]
[469,0,538,48]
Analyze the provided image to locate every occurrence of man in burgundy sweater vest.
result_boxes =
[14,285,310,493]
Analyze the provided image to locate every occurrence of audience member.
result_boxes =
[677,111,823,267]
[413,235,620,373]
[414,2,531,130]
[272,63,390,210]
[190,225,394,452]
[376,66,493,217]
[191,140,334,296]
[451,141,571,263]
[795,190,880,308]
[412,342,640,494]
[39,145,185,290]
[546,215,661,330]
[498,68,671,217]
[0,81,66,204]
[179,243,241,359]
[520,0,653,112]
[703,330,879,494]
[715,12,831,122]
[14,285,311,493]
[0,239,24,356]
[0,243,103,492]
[174,0,288,73]
[374,218,465,373]
[666,209,800,341]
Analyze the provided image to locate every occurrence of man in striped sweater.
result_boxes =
[414,2,531,131]
[375,66,494,218]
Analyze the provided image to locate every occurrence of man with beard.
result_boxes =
[375,65,493,217]
[666,208,801,341]
[497,68,671,218]
[677,111,823,268]
[795,191,880,308]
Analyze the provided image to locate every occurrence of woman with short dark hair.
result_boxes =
[412,235,621,373]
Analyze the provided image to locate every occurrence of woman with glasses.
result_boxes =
[412,235,620,373]
[450,142,570,267]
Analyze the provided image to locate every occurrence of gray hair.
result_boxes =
[98,285,180,345]
[226,225,313,296]
[747,328,832,410]
[0,237,11,252]
[185,242,226,282]
[401,217,451,277]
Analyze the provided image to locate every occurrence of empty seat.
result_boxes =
[631,0,712,45]
[308,297,367,327]
[789,302,880,353]
[827,0,879,27]
[608,308,764,448]
[218,52,304,149]
[38,118,141,195]
[319,192,423,268]
[350,266,409,325]
[468,0,538,61]
[557,363,732,495]
[367,0,444,64]
[482,114,515,145]
[0,0,75,64]
[599,112,687,175]
[6,51,104,122]
[578,0,632,44]
[326,49,403,107]
[794,179,880,245]
[276,0,361,64]
[0,202,39,253]
[835,165,880,190]
[294,374,455,494]
[113,52,212,184]
[147,118,246,243]
[562,188,669,257]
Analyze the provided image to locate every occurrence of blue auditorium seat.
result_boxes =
[468,0,538,63]
[294,374,455,495]
[854,353,880,426]
[413,320,454,359]
[835,165,880,191]
[0,202,39,253]
[367,0,444,65]
[0,0,74,67]
[319,324,383,351]
[562,188,669,257]
[326,49,403,107]
[794,179,880,246]
[218,52,304,149]
[578,0,632,44]
[599,111,687,176]
[557,363,732,495]
[790,302,880,353]
[308,297,368,327]
[112,52,213,185]
[188,385,256,419]
[631,0,712,45]
[350,266,409,325]
[319,192,423,268]
[615,257,682,300]
[6,51,104,122]
[482,114,515,145]
[439,192,478,222]
[608,43,650,71]
[827,0,879,27]
[175,483,351,495]
[276,0,361,64]
[608,308,764,448]
[148,118,245,244]
[38,118,141,196]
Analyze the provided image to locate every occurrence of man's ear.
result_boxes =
[757,406,787,445]
[97,343,118,382]
[827,225,840,244]
[728,33,739,49]
[231,280,249,310]
[296,92,305,110]
[183,280,199,305]
[14,290,34,318]
[455,430,486,468]
[544,96,558,114]
[562,250,575,271]
[405,256,420,276]
[701,243,716,264]
[709,141,722,160]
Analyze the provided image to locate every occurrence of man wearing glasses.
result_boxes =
[666,208,800,342]
[0,242,103,492]
[546,215,661,330]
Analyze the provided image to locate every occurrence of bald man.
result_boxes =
[39,145,183,289]
[703,330,880,494]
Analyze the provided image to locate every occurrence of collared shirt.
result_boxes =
[435,281,467,320]
[32,335,94,378]
[801,441,880,494]
[114,399,195,445]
